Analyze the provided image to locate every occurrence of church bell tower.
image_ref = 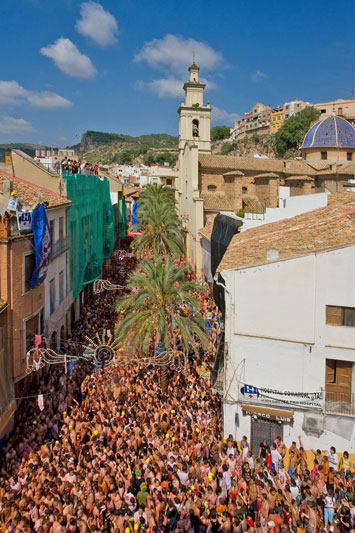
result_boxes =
[178,63,211,153]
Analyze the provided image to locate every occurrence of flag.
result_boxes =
[35,335,42,357]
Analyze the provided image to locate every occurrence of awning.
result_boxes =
[241,404,294,423]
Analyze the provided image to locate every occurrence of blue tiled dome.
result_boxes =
[302,115,355,148]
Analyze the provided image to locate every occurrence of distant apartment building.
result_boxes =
[314,98,355,124]
[283,97,312,119]
[269,106,284,132]
[231,99,313,140]
[231,102,272,140]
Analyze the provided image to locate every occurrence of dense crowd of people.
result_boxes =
[58,159,99,176]
[0,246,354,532]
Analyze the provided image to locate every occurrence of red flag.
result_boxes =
[35,335,42,356]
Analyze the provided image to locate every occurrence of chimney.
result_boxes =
[2,180,13,205]
[284,160,291,169]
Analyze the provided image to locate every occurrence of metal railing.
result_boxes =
[325,391,355,416]
[50,236,70,260]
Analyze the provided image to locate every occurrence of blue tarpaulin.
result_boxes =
[29,204,51,287]
[132,200,139,226]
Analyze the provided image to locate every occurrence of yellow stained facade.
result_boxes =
[270,108,284,132]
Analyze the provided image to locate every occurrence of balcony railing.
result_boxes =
[325,391,355,416]
[50,236,70,260]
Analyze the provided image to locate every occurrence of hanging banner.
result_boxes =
[131,200,139,226]
[239,382,324,410]
[17,211,33,231]
[29,204,51,287]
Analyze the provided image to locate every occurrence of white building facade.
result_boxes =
[177,63,211,275]
[218,194,355,453]
[45,204,73,349]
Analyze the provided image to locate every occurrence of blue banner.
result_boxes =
[29,204,51,287]
[131,201,139,226]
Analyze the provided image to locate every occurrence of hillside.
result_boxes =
[73,130,179,165]
[214,134,277,159]
[0,143,45,161]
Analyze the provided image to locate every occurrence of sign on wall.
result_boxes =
[239,382,324,410]
[17,211,32,231]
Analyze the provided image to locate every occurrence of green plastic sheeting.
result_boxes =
[117,197,127,239]
[63,171,114,299]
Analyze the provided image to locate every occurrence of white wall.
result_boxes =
[221,244,355,450]
[243,192,329,231]
[44,206,71,347]
[233,255,316,343]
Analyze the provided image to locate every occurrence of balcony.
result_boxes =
[325,391,355,416]
[50,236,70,260]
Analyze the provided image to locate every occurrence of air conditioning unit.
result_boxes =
[302,413,324,436]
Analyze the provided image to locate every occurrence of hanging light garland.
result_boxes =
[26,330,187,374]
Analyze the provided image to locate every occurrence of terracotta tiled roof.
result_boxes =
[199,223,213,240]
[123,185,141,197]
[200,191,233,210]
[304,161,332,171]
[243,195,265,214]
[0,172,71,209]
[199,154,316,175]
[254,172,279,179]
[217,191,355,273]
[285,175,314,181]
[223,170,244,176]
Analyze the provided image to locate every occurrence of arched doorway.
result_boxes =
[50,331,57,350]
[60,325,65,349]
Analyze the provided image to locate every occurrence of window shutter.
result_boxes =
[326,305,342,325]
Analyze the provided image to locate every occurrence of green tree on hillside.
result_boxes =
[117,151,133,164]
[274,107,321,158]
[211,126,231,141]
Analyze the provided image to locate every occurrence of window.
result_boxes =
[25,314,39,353]
[338,107,343,115]
[242,186,248,193]
[326,359,337,384]
[326,305,355,327]
[59,270,64,303]
[50,279,55,315]
[207,185,217,191]
[321,109,326,113]
[49,219,55,245]
[59,217,64,240]
[24,253,35,292]
[347,152,353,161]
[321,151,327,160]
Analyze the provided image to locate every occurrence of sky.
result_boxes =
[1,0,355,146]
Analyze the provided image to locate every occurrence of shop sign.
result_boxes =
[241,404,294,423]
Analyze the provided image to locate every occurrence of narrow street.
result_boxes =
[0,244,225,532]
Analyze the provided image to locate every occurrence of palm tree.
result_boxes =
[115,255,208,390]
[130,184,184,259]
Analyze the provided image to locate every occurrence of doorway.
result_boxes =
[250,418,283,455]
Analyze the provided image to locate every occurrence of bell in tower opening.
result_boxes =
[178,62,211,153]
[192,119,199,137]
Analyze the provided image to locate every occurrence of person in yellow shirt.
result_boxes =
[339,451,351,477]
